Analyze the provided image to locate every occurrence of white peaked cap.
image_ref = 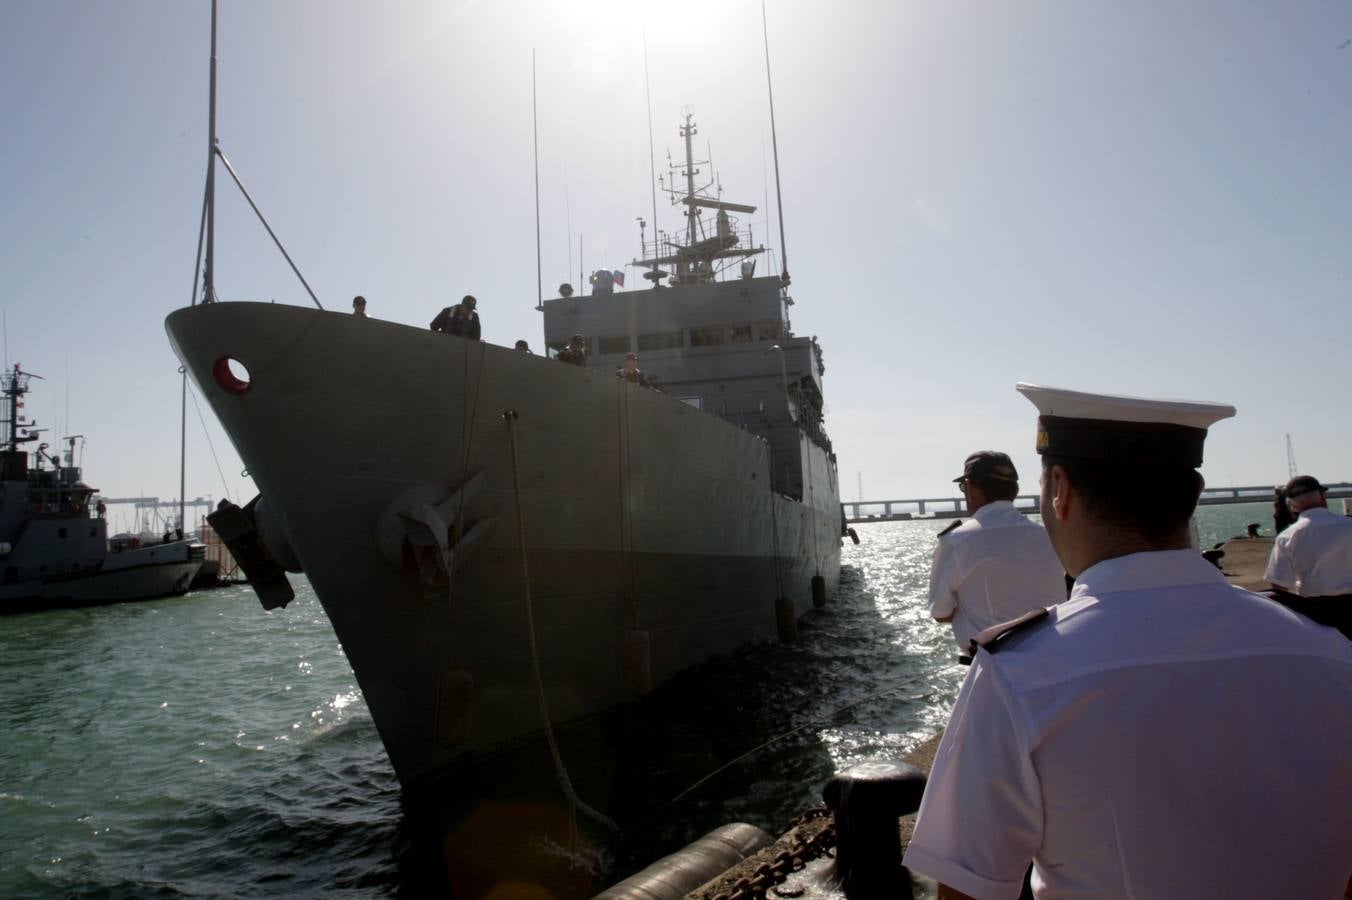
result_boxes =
[1015,384,1236,427]
[1015,383,1236,467]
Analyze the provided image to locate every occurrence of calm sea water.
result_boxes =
[0,504,1273,897]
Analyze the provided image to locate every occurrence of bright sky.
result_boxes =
[3,1,1350,520]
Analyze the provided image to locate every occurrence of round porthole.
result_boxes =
[212,356,252,395]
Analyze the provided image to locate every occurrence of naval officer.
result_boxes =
[927,451,1065,657]
[903,384,1352,899]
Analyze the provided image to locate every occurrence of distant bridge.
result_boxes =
[843,483,1352,523]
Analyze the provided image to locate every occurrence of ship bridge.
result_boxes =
[540,110,831,500]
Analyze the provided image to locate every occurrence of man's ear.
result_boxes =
[1049,463,1073,522]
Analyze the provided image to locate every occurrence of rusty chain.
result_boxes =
[708,807,836,900]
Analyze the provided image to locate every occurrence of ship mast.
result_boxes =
[632,110,764,285]
[681,111,698,246]
[2,365,42,455]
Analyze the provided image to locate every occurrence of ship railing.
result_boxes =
[637,221,765,268]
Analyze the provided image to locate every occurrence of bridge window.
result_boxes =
[638,331,684,351]
[758,319,782,341]
[729,324,753,343]
[597,335,630,355]
[691,326,726,346]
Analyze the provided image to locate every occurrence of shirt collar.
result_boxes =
[1071,549,1227,600]
[972,499,1019,524]
[1298,507,1336,522]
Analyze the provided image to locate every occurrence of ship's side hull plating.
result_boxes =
[167,302,841,788]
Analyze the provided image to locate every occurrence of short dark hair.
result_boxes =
[1043,454,1202,543]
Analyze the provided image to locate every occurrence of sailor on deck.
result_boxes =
[557,334,588,366]
[927,451,1065,658]
[430,295,480,340]
[903,384,1352,900]
[617,352,648,386]
[1265,474,1352,638]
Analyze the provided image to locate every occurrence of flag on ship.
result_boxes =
[612,270,625,287]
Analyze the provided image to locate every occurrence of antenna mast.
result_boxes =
[644,38,660,284]
[762,0,790,286]
[532,49,543,311]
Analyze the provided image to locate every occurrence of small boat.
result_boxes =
[0,365,205,614]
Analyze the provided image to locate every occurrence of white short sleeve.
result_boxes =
[904,658,1043,899]
[1264,537,1296,591]
[928,540,960,619]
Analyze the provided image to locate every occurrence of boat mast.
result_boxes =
[203,0,218,304]
[3,366,18,454]
[178,0,219,539]
[2,365,40,456]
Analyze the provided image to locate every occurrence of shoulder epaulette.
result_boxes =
[967,607,1051,658]
[938,519,963,537]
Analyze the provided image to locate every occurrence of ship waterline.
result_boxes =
[167,302,841,787]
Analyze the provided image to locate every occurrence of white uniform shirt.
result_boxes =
[1264,506,1352,596]
[904,550,1352,899]
[927,501,1066,651]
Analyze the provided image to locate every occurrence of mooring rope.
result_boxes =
[617,381,639,628]
[504,409,619,834]
[765,442,786,599]
[649,682,913,819]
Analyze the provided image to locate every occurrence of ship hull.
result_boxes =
[0,555,203,613]
[167,302,841,789]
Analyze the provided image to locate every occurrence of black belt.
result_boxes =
[1267,590,1352,640]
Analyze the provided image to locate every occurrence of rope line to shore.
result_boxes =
[504,409,620,835]
[648,682,919,821]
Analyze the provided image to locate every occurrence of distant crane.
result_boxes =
[857,472,863,502]
[98,496,215,536]
[1286,434,1298,479]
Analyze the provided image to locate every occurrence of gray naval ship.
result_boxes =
[167,111,842,791]
[0,366,205,613]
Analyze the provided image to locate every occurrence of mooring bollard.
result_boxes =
[821,759,927,896]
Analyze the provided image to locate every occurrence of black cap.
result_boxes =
[1285,475,1325,499]
[955,451,1018,484]
[462,295,476,307]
